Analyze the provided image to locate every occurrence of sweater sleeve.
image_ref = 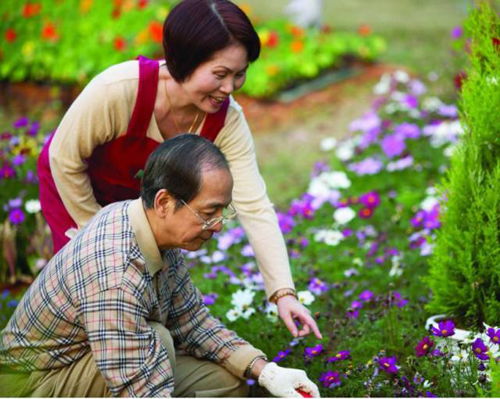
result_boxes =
[48,65,137,227]
[214,98,295,299]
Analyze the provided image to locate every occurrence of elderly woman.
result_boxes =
[38,0,321,339]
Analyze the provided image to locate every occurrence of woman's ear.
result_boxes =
[153,189,175,217]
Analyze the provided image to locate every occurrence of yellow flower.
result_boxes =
[22,41,35,59]
[79,0,92,13]
[266,64,280,76]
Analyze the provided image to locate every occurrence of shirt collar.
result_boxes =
[128,198,164,275]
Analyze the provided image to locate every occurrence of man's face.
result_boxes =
[155,167,233,251]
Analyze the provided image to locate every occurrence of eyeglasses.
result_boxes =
[180,200,237,230]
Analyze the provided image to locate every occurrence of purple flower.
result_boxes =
[411,210,426,228]
[431,348,444,357]
[308,278,329,295]
[304,344,324,359]
[351,300,363,310]
[381,134,406,158]
[246,379,256,386]
[27,121,41,136]
[392,292,408,308]
[386,155,414,171]
[8,198,23,209]
[241,244,255,257]
[202,293,218,306]
[359,191,380,209]
[8,208,25,225]
[13,117,29,129]
[409,79,427,96]
[342,228,353,237]
[312,161,330,176]
[7,299,18,308]
[359,127,382,149]
[431,320,455,337]
[25,170,38,184]
[425,391,438,398]
[326,350,350,363]
[415,336,434,357]
[0,164,16,179]
[438,104,458,118]
[451,26,463,39]
[395,122,421,139]
[403,94,419,109]
[348,157,383,175]
[359,290,375,302]
[319,371,342,388]
[289,195,315,219]
[378,356,399,374]
[11,154,26,166]
[349,111,381,134]
[346,309,359,319]
[487,328,500,345]
[277,212,295,234]
[472,338,489,361]
[423,205,440,230]
[273,348,292,363]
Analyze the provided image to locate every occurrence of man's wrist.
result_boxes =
[250,358,268,379]
[244,355,267,379]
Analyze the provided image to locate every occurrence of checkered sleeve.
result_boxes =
[79,286,174,397]
[166,252,264,377]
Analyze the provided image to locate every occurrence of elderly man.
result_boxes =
[0,135,319,398]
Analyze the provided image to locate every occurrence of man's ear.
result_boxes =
[153,189,175,217]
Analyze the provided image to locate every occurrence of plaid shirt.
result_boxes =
[0,199,263,397]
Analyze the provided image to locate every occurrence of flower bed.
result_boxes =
[0,1,385,98]
[181,69,499,396]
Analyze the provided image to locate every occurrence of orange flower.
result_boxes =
[41,22,59,42]
[358,24,372,36]
[5,28,17,43]
[114,36,126,51]
[266,65,280,76]
[290,40,304,53]
[289,25,304,38]
[149,21,163,43]
[266,31,279,48]
[80,0,93,13]
[22,3,41,18]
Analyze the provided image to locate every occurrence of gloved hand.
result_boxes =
[258,362,320,398]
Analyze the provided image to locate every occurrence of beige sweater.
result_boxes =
[49,60,294,298]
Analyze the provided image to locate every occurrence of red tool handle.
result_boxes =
[296,389,313,397]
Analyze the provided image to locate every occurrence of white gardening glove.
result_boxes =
[258,362,320,398]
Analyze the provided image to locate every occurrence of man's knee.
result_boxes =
[214,368,249,397]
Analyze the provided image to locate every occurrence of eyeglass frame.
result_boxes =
[180,199,237,230]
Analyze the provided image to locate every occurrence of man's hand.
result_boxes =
[277,295,322,339]
[258,362,320,397]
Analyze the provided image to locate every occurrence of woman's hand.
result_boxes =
[277,295,322,339]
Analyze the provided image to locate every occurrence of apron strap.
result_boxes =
[126,55,159,138]
[200,97,230,142]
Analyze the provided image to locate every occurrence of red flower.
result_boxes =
[149,21,163,43]
[5,28,17,42]
[358,207,374,219]
[42,22,59,42]
[266,31,279,48]
[289,25,304,38]
[22,3,41,18]
[138,0,148,9]
[113,36,126,51]
[492,37,500,51]
[358,24,372,36]
[453,71,467,91]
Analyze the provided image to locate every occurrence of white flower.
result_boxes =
[226,308,242,322]
[323,171,351,189]
[335,144,355,162]
[297,290,315,305]
[314,229,344,246]
[422,96,445,112]
[394,70,410,83]
[353,257,363,267]
[333,207,356,225]
[264,302,279,322]
[373,73,392,95]
[320,137,337,151]
[308,171,351,197]
[308,178,331,197]
[450,349,470,363]
[231,289,255,309]
[389,256,403,277]
[241,307,256,319]
[420,196,439,211]
[443,144,456,157]
[211,250,226,263]
[24,199,41,214]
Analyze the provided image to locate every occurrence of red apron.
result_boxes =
[38,56,230,253]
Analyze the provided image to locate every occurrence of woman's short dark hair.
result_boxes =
[163,0,260,82]
[141,134,229,209]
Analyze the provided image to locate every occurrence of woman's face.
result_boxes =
[181,43,249,113]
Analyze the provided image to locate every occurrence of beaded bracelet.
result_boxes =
[269,288,298,304]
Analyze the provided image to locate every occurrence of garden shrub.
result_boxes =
[425,3,500,327]
[0,1,385,98]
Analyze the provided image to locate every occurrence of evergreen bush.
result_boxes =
[425,2,500,328]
